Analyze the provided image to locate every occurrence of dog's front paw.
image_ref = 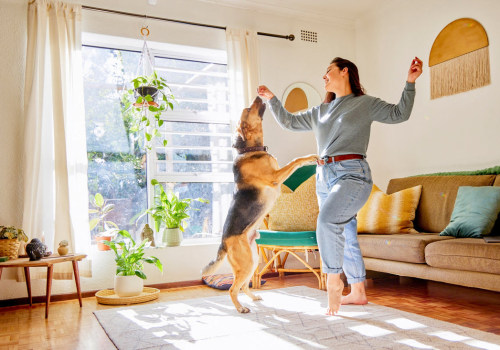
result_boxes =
[306,154,320,163]
[238,306,251,313]
[253,295,263,301]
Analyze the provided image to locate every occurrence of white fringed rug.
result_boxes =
[94,286,500,350]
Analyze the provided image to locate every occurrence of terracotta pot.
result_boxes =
[114,275,144,297]
[96,236,111,251]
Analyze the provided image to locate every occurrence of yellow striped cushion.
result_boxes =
[267,175,319,231]
[358,184,422,234]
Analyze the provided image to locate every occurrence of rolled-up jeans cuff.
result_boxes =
[347,276,366,284]
[322,267,343,274]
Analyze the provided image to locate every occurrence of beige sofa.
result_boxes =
[358,174,500,292]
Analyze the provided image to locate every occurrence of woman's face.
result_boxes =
[323,63,346,93]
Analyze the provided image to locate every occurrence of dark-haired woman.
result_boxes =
[258,57,423,315]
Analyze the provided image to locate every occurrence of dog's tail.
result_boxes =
[201,243,227,276]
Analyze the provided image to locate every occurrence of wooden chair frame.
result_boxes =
[253,244,326,290]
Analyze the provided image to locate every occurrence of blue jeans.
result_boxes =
[316,158,373,284]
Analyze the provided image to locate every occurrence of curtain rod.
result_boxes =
[82,6,295,41]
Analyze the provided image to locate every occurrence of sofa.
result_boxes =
[261,167,500,293]
[358,173,500,292]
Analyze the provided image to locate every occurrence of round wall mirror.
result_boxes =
[282,82,322,114]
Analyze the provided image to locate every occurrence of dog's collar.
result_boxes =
[236,146,268,155]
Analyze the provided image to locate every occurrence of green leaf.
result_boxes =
[151,179,159,186]
[163,139,168,147]
[145,133,152,141]
[89,218,100,231]
[94,193,104,207]
[135,270,147,279]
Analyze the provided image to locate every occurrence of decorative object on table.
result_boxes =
[140,224,155,247]
[429,18,490,99]
[138,179,208,247]
[57,240,69,256]
[88,192,119,251]
[103,230,163,297]
[0,225,29,260]
[25,238,47,261]
[0,256,9,262]
[120,26,175,151]
[282,82,321,113]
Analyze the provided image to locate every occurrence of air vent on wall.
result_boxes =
[300,30,318,43]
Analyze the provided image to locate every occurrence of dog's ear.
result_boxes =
[236,121,247,141]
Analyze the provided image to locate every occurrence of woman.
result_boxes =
[258,56,423,315]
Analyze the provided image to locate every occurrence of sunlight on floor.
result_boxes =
[93,288,500,349]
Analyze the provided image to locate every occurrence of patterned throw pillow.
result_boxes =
[267,175,319,231]
[357,184,422,234]
[202,274,266,290]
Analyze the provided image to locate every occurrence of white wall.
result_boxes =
[0,0,351,299]
[355,0,500,190]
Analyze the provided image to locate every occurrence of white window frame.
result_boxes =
[83,33,236,239]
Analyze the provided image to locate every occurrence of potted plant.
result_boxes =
[121,71,175,151]
[103,230,163,297]
[0,225,29,260]
[140,179,208,247]
[88,193,119,251]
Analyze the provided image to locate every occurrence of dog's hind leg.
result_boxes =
[226,236,257,313]
[242,236,262,301]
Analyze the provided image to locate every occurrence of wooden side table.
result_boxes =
[0,254,86,318]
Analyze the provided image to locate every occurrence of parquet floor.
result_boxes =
[0,274,499,349]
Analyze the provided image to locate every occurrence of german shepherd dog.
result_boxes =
[202,96,318,313]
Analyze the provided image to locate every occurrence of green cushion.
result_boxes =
[283,165,316,191]
[440,186,500,238]
[257,230,317,246]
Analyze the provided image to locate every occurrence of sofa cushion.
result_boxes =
[267,175,319,231]
[425,239,500,274]
[358,233,454,264]
[440,186,500,238]
[358,184,422,234]
[387,175,496,233]
[494,175,500,187]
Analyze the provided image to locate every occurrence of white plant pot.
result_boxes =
[114,275,144,297]
[163,227,183,247]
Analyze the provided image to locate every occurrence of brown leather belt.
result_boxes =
[317,154,364,166]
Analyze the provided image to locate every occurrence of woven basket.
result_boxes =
[0,239,20,260]
[95,287,160,305]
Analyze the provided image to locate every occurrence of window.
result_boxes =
[83,40,233,242]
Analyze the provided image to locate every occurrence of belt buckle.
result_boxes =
[317,158,326,166]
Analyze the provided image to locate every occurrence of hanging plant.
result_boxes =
[121,71,175,150]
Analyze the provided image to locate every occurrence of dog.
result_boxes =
[202,96,318,313]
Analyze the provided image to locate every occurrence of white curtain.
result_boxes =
[226,28,260,118]
[22,0,91,279]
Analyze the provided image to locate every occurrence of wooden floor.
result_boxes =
[0,273,499,349]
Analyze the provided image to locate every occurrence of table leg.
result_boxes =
[0,267,2,279]
[24,267,32,307]
[45,265,54,318]
[72,260,83,307]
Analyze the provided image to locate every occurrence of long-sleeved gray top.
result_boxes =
[268,82,416,158]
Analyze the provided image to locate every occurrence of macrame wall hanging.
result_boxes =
[429,18,490,99]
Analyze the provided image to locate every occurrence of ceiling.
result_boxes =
[195,0,392,24]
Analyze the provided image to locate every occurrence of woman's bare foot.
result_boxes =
[341,281,368,305]
[326,273,344,315]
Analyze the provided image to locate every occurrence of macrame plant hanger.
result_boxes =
[134,25,159,108]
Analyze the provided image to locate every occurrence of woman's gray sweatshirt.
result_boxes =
[268,82,416,158]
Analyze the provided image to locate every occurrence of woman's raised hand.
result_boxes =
[407,57,423,83]
[257,85,275,100]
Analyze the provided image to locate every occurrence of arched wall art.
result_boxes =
[429,18,490,99]
[282,82,321,113]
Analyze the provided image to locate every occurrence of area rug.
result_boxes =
[94,286,500,350]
